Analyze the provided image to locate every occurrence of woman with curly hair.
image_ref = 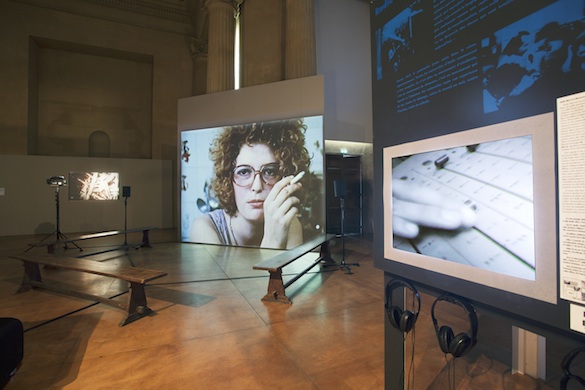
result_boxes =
[190,119,311,249]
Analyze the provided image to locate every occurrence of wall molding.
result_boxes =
[11,0,200,25]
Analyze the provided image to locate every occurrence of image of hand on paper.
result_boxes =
[392,179,477,239]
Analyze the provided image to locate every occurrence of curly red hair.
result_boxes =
[210,119,311,216]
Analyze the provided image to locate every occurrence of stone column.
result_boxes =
[285,0,316,80]
[205,0,235,93]
[190,37,208,96]
[239,0,283,87]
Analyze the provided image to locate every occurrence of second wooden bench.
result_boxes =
[253,234,336,304]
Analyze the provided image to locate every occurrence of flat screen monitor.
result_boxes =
[383,112,557,303]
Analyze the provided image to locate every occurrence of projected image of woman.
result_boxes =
[189,119,310,249]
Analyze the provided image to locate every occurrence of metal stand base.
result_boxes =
[324,196,360,274]
[27,186,82,253]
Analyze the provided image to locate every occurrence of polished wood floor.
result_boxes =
[0,230,384,389]
[0,231,573,389]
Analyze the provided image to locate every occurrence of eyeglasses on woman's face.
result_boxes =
[232,163,281,187]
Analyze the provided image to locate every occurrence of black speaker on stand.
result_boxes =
[118,186,136,266]
[334,179,360,274]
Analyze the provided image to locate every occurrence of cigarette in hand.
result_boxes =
[290,171,305,185]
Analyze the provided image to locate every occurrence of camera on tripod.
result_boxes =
[46,176,67,187]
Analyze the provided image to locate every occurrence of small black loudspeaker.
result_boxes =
[122,186,131,198]
[334,180,347,198]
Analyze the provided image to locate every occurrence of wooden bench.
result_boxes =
[9,254,167,326]
[27,226,159,254]
[253,234,336,304]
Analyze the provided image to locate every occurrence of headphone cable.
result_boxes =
[443,354,454,390]
[407,327,416,390]
[404,291,417,390]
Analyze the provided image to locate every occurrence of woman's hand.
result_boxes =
[261,175,303,248]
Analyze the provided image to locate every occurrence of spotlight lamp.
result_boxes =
[46,176,68,187]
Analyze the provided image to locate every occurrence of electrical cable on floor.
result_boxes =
[21,239,362,332]
[20,259,340,332]
[147,267,339,286]
[21,267,336,332]
[22,290,129,333]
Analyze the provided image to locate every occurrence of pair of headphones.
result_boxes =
[561,347,585,389]
[385,279,420,333]
[431,293,478,358]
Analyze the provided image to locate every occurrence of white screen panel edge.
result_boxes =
[177,75,324,132]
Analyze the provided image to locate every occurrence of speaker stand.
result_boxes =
[123,195,129,246]
[114,194,137,266]
[117,186,135,254]
[338,196,359,274]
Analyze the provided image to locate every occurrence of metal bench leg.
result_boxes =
[261,269,292,304]
[17,262,42,293]
[141,230,152,248]
[120,282,154,326]
[318,240,336,265]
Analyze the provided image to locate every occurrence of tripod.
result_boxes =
[51,186,81,250]
[28,185,81,252]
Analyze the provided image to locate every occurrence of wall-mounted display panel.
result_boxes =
[372,0,585,331]
[558,91,585,305]
[384,113,556,304]
[373,0,585,140]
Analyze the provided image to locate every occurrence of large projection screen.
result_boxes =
[181,116,324,248]
[177,76,325,248]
